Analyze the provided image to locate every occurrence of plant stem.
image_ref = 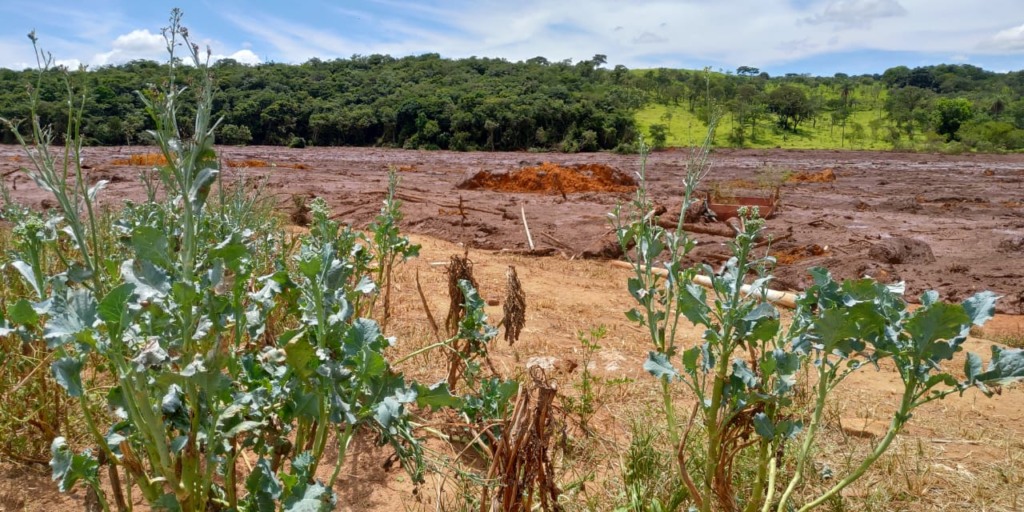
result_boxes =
[328,423,355,488]
[776,363,832,512]
[795,375,916,512]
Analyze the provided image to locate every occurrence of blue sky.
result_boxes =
[1,0,1022,76]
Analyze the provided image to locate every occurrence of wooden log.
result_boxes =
[609,260,799,309]
[499,247,557,257]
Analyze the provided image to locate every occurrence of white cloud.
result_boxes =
[983,23,1024,52]
[92,29,165,66]
[804,0,907,28]
[3,0,1024,73]
[213,49,262,65]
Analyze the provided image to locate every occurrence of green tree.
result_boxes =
[766,85,813,131]
[648,123,669,149]
[932,97,973,141]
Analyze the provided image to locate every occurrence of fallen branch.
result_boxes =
[396,193,502,215]
[415,269,442,343]
[538,232,574,251]
[754,229,793,249]
[609,260,798,309]
[498,248,557,257]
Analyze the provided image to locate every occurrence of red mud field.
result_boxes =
[2,145,1024,510]
[4,145,1020,313]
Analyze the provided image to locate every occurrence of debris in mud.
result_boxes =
[877,197,922,213]
[772,244,828,264]
[856,261,898,284]
[708,191,779,221]
[458,162,636,194]
[111,153,310,170]
[111,153,167,166]
[787,168,836,183]
[868,237,935,264]
[997,236,1024,253]
[290,194,313,226]
[580,231,627,259]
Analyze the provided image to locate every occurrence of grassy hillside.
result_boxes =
[636,104,894,150]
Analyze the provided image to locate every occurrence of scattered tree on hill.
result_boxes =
[932,97,973,141]
[767,85,814,131]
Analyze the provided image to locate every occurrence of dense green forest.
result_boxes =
[1,54,1023,152]
[0,53,641,151]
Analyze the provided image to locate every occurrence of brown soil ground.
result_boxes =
[2,146,1023,511]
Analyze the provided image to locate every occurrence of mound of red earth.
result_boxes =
[458,162,636,194]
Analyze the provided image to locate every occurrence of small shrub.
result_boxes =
[219,123,252,145]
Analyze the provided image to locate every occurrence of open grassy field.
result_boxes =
[636,104,895,150]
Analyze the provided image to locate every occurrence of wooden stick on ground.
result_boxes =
[538,232,574,252]
[520,204,535,251]
[415,269,442,343]
[609,260,799,309]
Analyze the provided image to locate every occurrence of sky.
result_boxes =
[1,0,1022,76]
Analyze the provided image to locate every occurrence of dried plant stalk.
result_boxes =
[480,367,562,512]
[503,266,526,345]
[445,253,479,388]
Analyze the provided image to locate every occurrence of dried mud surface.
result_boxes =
[5,145,1021,313]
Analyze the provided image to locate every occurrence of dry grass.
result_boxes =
[379,234,1024,512]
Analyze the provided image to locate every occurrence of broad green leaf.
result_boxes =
[121,259,171,302]
[66,264,93,284]
[682,346,702,374]
[9,260,41,297]
[374,396,403,434]
[152,493,182,512]
[354,347,387,380]
[211,238,248,272]
[730,360,758,389]
[962,291,998,327]
[906,302,970,362]
[283,482,334,512]
[644,352,678,381]
[98,283,135,335]
[49,437,98,492]
[8,299,39,326]
[132,225,172,268]
[975,346,1024,386]
[284,334,317,380]
[812,308,861,355]
[414,381,463,411]
[353,275,376,294]
[245,457,282,512]
[753,413,774,439]
[677,283,711,327]
[625,308,644,323]
[161,384,183,415]
[188,167,219,207]
[964,352,983,383]
[920,290,939,307]
[43,288,98,348]
[52,357,84,397]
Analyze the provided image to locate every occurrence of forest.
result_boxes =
[1,53,1023,153]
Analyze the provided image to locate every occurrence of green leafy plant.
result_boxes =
[613,131,1024,512]
[366,167,420,329]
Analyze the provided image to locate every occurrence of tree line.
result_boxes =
[1,55,1023,152]
[0,53,641,152]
